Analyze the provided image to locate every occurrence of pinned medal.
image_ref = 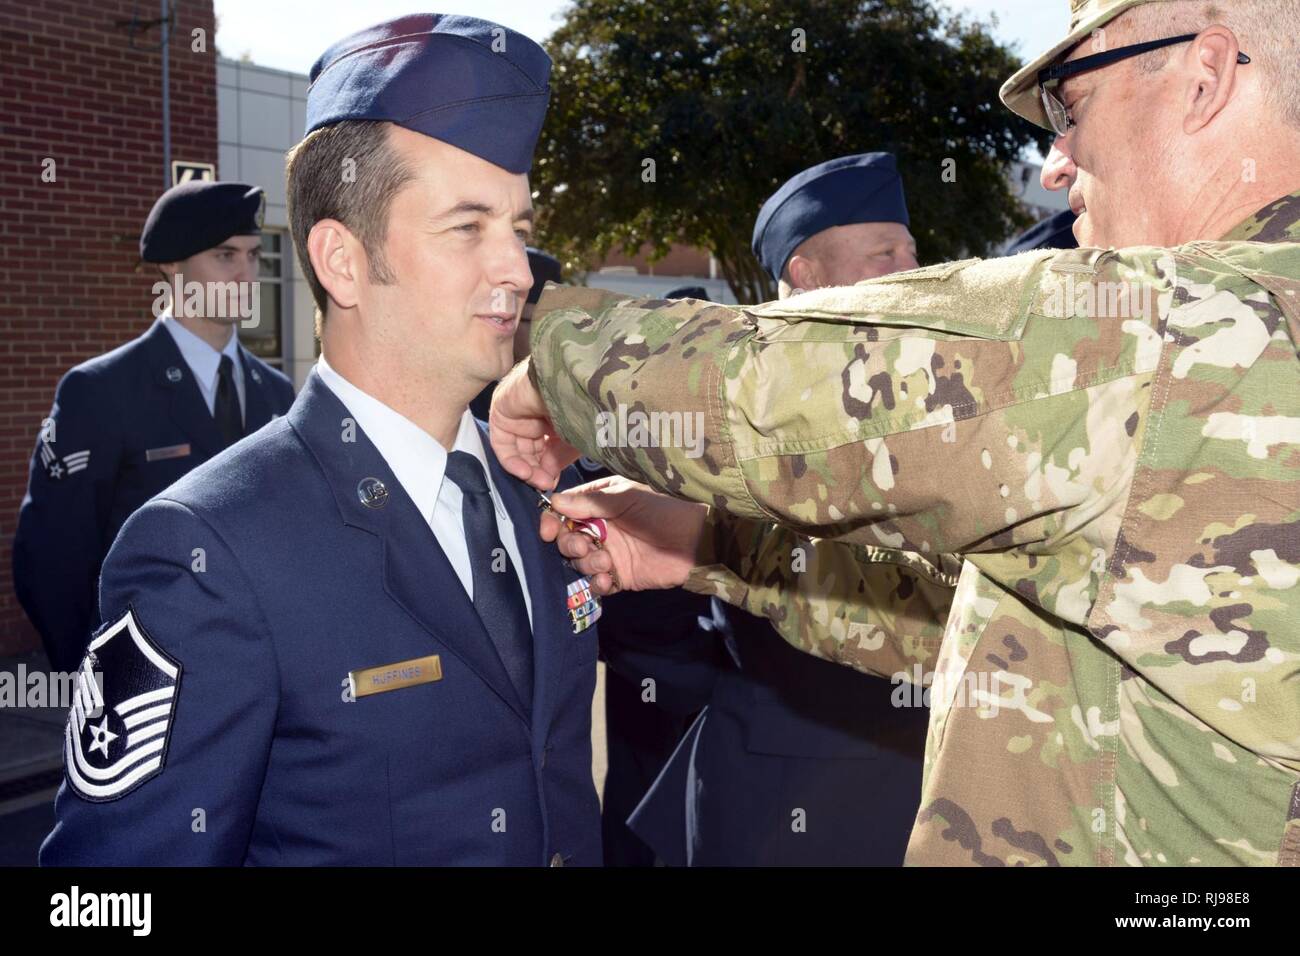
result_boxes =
[565,577,601,633]
[537,490,607,544]
[538,490,620,595]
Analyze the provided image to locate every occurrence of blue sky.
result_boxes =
[213,1,1070,76]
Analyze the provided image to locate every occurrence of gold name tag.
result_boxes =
[350,655,443,698]
[146,443,192,462]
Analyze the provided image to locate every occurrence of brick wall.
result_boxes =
[0,0,217,654]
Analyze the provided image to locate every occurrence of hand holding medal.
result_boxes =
[537,489,621,593]
[536,477,710,598]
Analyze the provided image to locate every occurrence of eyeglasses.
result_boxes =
[1038,33,1252,137]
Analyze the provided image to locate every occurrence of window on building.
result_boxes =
[239,230,286,367]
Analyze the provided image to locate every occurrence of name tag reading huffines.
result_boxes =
[349,655,443,698]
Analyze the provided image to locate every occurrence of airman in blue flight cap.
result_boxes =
[620,152,931,867]
[752,152,917,294]
[42,14,600,867]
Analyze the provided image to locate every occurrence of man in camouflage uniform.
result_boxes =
[488,0,1300,866]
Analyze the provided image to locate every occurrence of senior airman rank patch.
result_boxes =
[38,436,89,481]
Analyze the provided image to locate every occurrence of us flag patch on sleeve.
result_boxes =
[64,605,182,803]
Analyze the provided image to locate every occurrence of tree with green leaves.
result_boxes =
[535,0,1052,303]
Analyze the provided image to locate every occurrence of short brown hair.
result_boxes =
[285,120,414,333]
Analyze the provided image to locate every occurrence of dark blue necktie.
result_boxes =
[215,354,243,449]
[444,450,534,712]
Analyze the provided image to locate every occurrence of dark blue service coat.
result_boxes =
[13,318,294,673]
[40,371,601,865]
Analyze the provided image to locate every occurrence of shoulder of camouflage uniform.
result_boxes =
[532,283,631,323]
[1222,194,1300,243]
[533,282,737,324]
[749,239,1300,338]
[745,247,1159,334]
[530,243,1300,351]
[1174,239,1300,300]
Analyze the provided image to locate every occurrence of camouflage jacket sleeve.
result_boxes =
[528,249,1151,562]
[530,243,1300,772]
[683,508,959,682]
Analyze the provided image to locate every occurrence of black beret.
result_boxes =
[140,181,264,263]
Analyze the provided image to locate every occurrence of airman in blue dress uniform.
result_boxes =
[13,180,294,675]
[40,13,601,866]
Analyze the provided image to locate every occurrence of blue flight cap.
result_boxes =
[139,181,264,263]
[751,152,909,282]
[526,248,562,304]
[304,14,552,174]
[664,285,708,300]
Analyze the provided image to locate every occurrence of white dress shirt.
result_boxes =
[314,355,533,626]
[161,315,246,423]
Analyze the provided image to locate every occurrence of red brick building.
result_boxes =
[0,0,217,654]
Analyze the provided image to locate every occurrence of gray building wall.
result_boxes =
[1011,158,1072,219]
[217,56,316,387]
